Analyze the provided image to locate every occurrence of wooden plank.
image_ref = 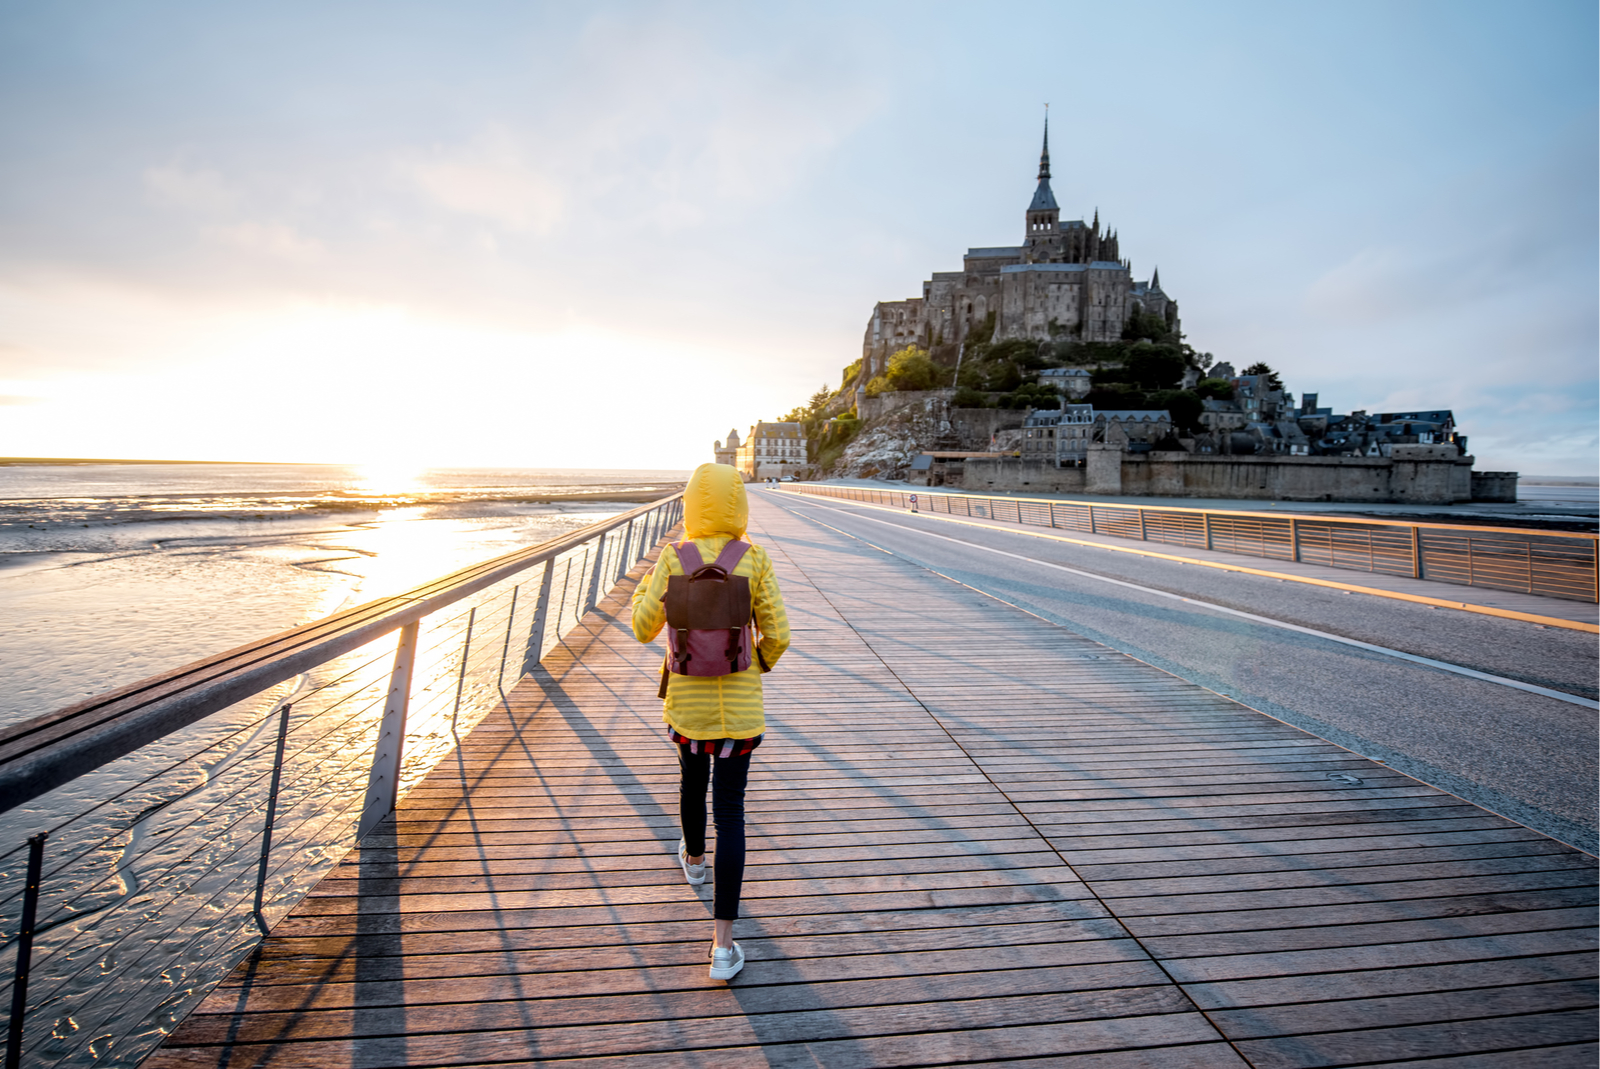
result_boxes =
[149,492,1598,1068]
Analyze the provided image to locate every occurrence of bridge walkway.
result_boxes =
[149,494,1598,1067]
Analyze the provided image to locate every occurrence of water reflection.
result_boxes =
[351,462,427,499]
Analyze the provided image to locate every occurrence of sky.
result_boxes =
[0,0,1594,474]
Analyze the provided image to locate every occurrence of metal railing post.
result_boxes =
[4,831,47,1069]
[450,607,476,729]
[496,587,518,691]
[586,533,607,613]
[1290,518,1300,563]
[1410,526,1422,579]
[358,621,419,840]
[522,561,556,675]
[252,702,293,931]
[1203,511,1212,551]
[1138,508,1148,542]
[621,520,632,573]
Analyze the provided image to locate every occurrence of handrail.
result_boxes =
[0,491,685,1069]
[806,484,1598,540]
[781,482,1599,604]
[0,493,681,817]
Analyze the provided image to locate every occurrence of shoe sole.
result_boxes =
[709,957,743,980]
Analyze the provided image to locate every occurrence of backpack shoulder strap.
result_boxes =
[673,541,706,573]
[709,540,751,575]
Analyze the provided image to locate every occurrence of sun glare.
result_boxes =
[353,461,428,497]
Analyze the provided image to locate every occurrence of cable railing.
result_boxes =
[781,483,1599,604]
[0,493,683,1069]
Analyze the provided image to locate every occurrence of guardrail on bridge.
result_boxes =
[781,483,1598,604]
[0,493,683,1069]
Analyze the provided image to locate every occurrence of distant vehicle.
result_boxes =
[780,475,796,482]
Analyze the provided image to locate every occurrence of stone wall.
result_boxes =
[947,407,1027,451]
[959,450,1480,504]
[856,388,955,422]
[941,457,1087,493]
[1470,471,1519,503]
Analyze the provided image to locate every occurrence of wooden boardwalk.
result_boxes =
[151,495,1598,1067]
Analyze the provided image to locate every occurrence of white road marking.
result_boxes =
[778,494,1599,711]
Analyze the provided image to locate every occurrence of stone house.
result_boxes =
[1037,367,1093,399]
[1022,405,1096,466]
[712,428,740,468]
[735,422,807,481]
[1094,410,1173,449]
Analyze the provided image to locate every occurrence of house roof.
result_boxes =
[1097,410,1172,422]
[1001,262,1087,274]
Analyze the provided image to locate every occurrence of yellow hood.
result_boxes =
[682,463,748,540]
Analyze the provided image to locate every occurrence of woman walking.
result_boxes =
[631,463,790,980]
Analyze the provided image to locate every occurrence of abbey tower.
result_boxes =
[861,118,1178,376]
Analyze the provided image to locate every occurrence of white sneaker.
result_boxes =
[677,839,706,886]
[709,942,744,980]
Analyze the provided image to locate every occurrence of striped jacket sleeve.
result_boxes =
[750,545,790,670]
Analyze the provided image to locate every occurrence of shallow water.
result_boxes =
[0,464,684,726]
[0,463,685,1068]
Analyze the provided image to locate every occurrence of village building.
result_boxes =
[712,428,740,468]
[1023,406,1173,466]
[1023,405,1094,465]
[733,422,807,481]
[1037,367,1093,400]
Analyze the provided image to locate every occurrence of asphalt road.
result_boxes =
[759,489,1600,855]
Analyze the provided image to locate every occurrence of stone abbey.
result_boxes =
[861,117,1178,375]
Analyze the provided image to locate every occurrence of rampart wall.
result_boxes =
[954,450,1486,504]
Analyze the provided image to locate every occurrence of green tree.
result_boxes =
[808,385,832,413]
[1146,389,1205,434]
[1126,346,1187,390]
[1122,307,1171,343]
[882,345,949,391]
[971,310,997,346]
[1193,377,1233,401]
[1241,362,1284,390]
[815,415,862,471]
[982,359,1023,393]
[997,382,1060,410]
[951,386,989,408]
[987,338,1043,368]
[1085,383,1146,409]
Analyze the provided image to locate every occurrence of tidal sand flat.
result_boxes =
[0,462,687,726]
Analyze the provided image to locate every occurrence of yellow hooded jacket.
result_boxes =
[631,463,790,740]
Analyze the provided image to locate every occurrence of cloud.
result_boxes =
[143,164,239,213]
[0,395,39,406]
[204,221,324,261]
[405,133,565,234]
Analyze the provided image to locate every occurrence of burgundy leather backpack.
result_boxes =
[658,540,755,698]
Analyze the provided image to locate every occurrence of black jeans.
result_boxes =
[677,745,752,921]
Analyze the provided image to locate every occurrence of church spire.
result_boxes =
[1152,266,1161,290]
[1026,111,1058,215]
[1038,112,1051,181]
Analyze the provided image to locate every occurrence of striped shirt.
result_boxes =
[669,729,763,758]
